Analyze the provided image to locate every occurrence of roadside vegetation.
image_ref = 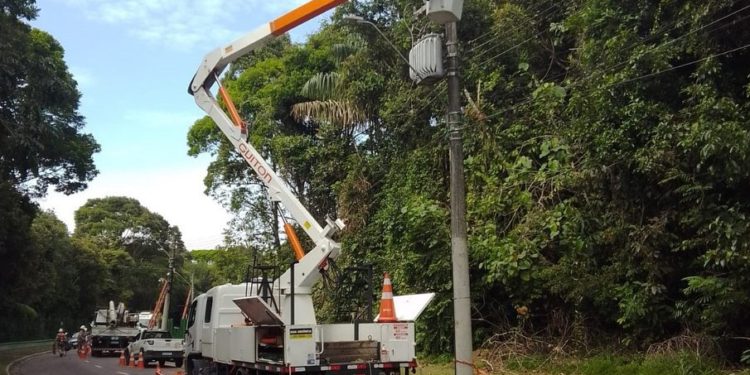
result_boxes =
[420,351,750,375]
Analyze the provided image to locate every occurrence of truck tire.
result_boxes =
[174,358,183,368]
[159,360,165,367]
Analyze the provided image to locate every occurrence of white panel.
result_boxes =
[379,323,416,362]
[375,293,435,321]
[230,326,256,363]
[320,323,382,342]
[234,297,284,326]
[285,325,318,367]
[214,328,232,363]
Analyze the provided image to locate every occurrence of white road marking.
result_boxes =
[117,372,130,375]
[95,364,102,368]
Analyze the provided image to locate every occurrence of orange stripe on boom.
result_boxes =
[284,223,305,261]
[218,85,244,129]
[270,0,348,36]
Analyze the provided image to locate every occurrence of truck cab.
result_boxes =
[186,283,264,360]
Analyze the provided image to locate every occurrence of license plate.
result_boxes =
[162,352,172,356]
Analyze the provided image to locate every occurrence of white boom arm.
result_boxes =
[189,0,347,324]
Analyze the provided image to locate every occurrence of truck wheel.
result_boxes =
[174,358,183,368]
[140,349,148,367]
[159,360,165,367]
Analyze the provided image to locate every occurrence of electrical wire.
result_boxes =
[483,40,750,121]
[473,3,750,118]
[466,2,560,59]
[465,1,559,54]
[471,2,750,72]
[580,3,750,85]
[612,41,750,87]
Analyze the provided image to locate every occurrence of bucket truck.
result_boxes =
[90,301,140,356]
[184,1,434,374]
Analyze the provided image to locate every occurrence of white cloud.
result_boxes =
[70,66,95,88]
[37,165,231,250]
[58,0,310,49]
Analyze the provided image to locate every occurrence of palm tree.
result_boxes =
[290,37,367,134]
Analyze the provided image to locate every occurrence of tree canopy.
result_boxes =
[73,196,187,310]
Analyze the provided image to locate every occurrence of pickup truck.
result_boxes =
[124,330,184,368]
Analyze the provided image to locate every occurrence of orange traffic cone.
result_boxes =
[118,351,126,367]
[77,346,86,359]
[155,362,162,375]
[376,272,397,323]
[129,352,136,368]
[137,355,145,369]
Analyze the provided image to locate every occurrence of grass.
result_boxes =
[0,342,51,375]
[416,352,750,375]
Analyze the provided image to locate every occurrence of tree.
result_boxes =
[0,0,99,339]
[73,197,187,310]
[0,0,100,197]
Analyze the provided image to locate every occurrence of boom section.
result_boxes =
[189,0,347,250]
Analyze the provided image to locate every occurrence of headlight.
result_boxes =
[147,340,154,345]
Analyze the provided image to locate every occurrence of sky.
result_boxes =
[32,0,332,250]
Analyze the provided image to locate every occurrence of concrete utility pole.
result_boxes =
[161,250,174,331]
[445,21,473,375]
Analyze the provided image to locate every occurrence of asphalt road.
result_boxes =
[10,350,184,375]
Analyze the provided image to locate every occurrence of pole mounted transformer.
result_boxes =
[408,33,444,84]
[409,0,463,84]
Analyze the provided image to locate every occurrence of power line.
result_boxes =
[466,2,560,59]
[612,41,750,87]
[465,0,557,47]
[483,40,750,121]
[471,2,750,73]
[584,3,750,85]
[465,1,559,54]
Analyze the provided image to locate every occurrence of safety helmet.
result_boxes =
[58,328,63,333]
[80,325,86,331]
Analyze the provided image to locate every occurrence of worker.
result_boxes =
[53,328,66,354]
[76,325,88,350]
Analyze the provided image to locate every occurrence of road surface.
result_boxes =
[10,350,183,375]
